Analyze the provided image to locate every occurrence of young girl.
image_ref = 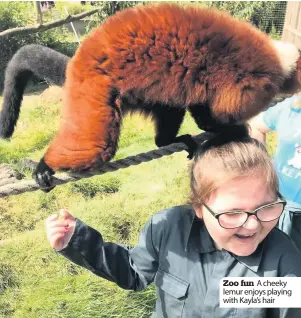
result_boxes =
[46,130,301,317]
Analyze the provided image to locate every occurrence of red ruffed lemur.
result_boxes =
[1,3,301,190]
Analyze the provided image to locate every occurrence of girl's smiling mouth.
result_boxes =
[235,233,256,239]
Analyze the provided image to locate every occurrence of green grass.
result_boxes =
[0,86,202,317]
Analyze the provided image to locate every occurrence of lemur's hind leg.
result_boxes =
[151,105,186,147]
[188,103,248,149]
[151,105,196,159]
[33,71,122,190]
[188,103,223,132]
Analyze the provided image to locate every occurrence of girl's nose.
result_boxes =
[242,214,260,231]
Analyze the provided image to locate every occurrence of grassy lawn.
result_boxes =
[0,86,277,317]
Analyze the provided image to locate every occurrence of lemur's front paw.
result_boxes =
[174,134,198,160]
[32,157,55,192]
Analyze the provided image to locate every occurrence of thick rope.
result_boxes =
[0,96,288,198]
[0,133,210,198]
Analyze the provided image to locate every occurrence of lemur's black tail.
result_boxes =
[0,44,70,139]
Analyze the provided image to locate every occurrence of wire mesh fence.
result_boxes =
[282,1,301,49]
[254,1,287,38]
[199,1,287,39]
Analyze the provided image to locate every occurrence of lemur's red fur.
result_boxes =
[44,3,301,171]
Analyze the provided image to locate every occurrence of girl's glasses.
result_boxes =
[204,193,287,229]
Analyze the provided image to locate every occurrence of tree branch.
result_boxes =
[0,8,100,38]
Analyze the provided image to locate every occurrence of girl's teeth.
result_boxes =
[236,234,254,238]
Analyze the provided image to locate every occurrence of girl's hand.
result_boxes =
[45,209,76,250]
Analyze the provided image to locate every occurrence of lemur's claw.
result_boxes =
[33,157,56,192]
[174,134,198,160]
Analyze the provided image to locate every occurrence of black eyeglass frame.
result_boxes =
[203,192,287,229]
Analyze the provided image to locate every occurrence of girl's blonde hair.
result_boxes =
[190,127,279,209]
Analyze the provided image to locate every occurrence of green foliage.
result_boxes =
[54,1,95,16]
[84,1,143,33]
[0,2,36,61]
[0,2,35,32]
[204,1,286,35]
